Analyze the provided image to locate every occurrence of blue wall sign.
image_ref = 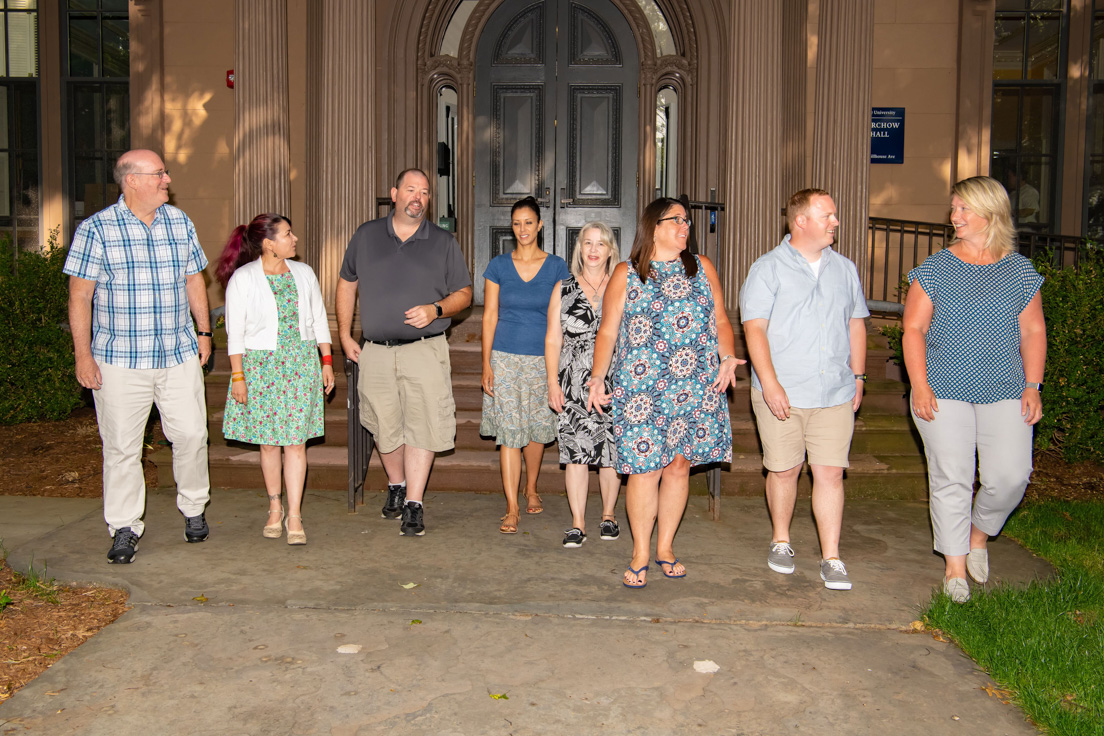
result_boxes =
[870,107,905,164]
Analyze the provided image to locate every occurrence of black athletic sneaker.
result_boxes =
[183,512,209,543]
[599,519,620,540]
[107,527,140,564]
[562,528,586,548]
[400,502,425,536]
[382,483,406,519]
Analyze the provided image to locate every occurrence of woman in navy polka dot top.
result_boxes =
[901,176,1047,604]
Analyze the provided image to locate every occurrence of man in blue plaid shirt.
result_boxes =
[65,149,213,564]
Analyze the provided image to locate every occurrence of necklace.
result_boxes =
[580,271,607,297]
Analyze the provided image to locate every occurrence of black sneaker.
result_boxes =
[599,519,620,540]
[184,512,209,543]
[562,528,586,548]
[107,527,140,564]
[400,502,425,536]
[382,483,406,519]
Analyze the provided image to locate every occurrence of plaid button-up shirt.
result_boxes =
[64,196,208,370]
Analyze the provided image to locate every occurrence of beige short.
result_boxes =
[357,335,456,454]
[750,388,855,471]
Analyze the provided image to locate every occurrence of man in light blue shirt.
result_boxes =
[740,189,868,591]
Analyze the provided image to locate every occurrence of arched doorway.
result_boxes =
[472,0,639,300]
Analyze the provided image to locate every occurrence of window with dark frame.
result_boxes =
[991,0,1065,233]
[0,0,40,251]
[1084,4,1104,240]
[64,0,128,226]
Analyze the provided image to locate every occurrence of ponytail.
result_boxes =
[215,213,291,288]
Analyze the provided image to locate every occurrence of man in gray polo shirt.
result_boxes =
[336,168,473,537]
[740,188,868,590]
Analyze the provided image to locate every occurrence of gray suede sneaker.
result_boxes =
[819,558,852,590]
[767,541,795,574]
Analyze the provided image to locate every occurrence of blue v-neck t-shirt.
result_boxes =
[484,252,570,356]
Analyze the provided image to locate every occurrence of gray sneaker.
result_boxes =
[819,558,852,590]
[966,548,989,583]
[767,541,795,574]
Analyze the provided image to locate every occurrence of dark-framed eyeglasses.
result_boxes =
[657,215,691,226]
[133,170,170,180]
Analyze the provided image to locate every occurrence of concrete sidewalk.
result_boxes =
[0,490,1047,734]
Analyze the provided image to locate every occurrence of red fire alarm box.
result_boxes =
[226,70,235,89]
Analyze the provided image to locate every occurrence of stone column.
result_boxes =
[306,1,375,311]
[780,0,807,201]
[234,0,291,225]
[723,0,783,308]
[129,0,163,152]
[811,0,873,280]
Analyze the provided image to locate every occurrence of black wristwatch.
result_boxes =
[196,330,213,338]
[434,302,443,318]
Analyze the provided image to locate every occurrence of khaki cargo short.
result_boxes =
[750,388,854,471]
[357,335,456,454]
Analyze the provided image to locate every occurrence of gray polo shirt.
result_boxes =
[339,216,472,341]
[739,235,869,409]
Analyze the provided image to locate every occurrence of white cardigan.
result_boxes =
[224,259,332,354]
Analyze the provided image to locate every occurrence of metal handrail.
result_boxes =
[866,217,1087,304]
[345,357,372,512]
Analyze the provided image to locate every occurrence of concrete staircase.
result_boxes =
[153,310,927,504]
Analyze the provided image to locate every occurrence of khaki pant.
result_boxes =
[94,357,210,536]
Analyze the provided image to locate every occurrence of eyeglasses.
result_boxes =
[657,215,692,226]
[132,170,170,180]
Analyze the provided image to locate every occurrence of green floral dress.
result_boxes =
[223,273,324,446]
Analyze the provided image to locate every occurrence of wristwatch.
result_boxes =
[1025,381,1044,392]
[434,302,443,318]
[854,373,867,381]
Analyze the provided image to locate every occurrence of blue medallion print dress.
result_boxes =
[610,256,733,474]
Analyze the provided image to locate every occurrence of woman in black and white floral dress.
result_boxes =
[545,223,622,548]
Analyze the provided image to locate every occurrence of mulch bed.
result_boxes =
[0,562,129,703]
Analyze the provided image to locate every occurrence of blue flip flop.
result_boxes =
[623,564,648,589]
[656,558,686,578]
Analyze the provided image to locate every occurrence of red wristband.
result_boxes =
[321,355,333,366]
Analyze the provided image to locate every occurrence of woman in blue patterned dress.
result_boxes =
[217,214,335,545]
[545,222,622,548]
[589,198,742,587]
[481,197,571,534]
[903,177,1046,603]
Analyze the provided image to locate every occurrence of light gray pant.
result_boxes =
[911,397,1033,556]
[94,357,210,536]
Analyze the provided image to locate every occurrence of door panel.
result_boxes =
[474,0,637,302]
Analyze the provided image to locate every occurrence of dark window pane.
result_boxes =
[16,153,38,214]
[994,17,1025,80]
[991,88,1021,152]
[1021,88,1056,154]
[68,0,97,9]
[1026,15,1061,80]
[102,17,128,77]
[1029,0,1062,9]
[996,0,1027,9]
[73,156,105,218]
[15,85,36,145]
[1092,19,1104,80]
[71,85,103,153]
[69,16,99,76]
[104,84,128,150]
[1087,160,1104,240]
[102,0,128,11]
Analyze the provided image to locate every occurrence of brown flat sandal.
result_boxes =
[525,493,543,514]
[499,511,520,534]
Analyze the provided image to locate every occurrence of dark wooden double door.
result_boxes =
[473,0,639,301]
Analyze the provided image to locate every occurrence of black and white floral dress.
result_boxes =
[555,276,616,467]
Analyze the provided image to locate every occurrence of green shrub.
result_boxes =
[0,228,83,425]
[879,324,904,366]
[1034,247,1104,464]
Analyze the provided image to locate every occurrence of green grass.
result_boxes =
[923,500,1104,735]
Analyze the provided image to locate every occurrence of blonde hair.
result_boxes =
[571,222,620,279]
[950,176,1016,260]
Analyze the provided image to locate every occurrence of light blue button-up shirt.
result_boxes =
[739,235,869,409]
